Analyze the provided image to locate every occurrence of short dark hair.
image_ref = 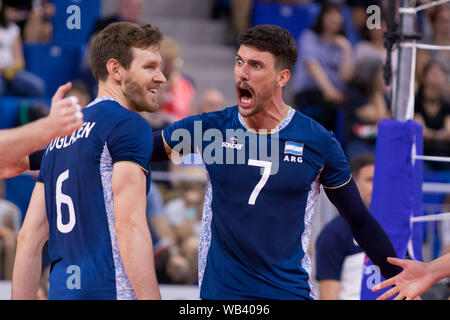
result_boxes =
[238,24,298,71]
[90,22,162,82]
[350,153,375,178]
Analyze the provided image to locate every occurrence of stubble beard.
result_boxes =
[123,76,159,113]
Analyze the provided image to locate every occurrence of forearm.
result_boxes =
[116,221,160,299]
[307,61,338,94]
[427,253,450,283]
[339,46,353,82]
[325,179,402,279]
[12,237,44,299]
[318,280,341,300]
[0,118,55,167]
[349,212,401,279]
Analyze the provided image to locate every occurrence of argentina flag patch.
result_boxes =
[284,141,304,156]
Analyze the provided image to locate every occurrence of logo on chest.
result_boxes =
[222,136,244,150]
[283,141,304,163]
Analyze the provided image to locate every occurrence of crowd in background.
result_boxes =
[0,0,449,299]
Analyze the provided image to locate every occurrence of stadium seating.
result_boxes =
[23,43,84,97]
[48,0,101,46]
[251,1,320,45]
[0,97,21,129]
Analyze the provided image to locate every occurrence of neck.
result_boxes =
[243,96,289,132]
[97,80,133,111]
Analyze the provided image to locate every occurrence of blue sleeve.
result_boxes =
[315,219,346,281]
[324,179,403,280]
[319,131,352,189]
[107,114,153,174]
[29,149,45,171]
[162,114,203,155]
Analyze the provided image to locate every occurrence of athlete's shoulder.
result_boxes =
[85,98,150,130]
[290,108,333,140]
[198,105,237,128]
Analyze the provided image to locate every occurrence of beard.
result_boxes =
[237,81,273,118]
[123,76,159,113]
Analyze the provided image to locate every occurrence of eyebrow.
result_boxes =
[236,55,265,66]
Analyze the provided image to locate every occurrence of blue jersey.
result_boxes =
[38,97,152,300]
[162,106,351,299]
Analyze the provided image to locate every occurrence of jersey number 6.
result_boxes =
[56,169,76,233]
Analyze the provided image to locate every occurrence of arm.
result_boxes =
[318,280,341,300]
[12,183,49,299]
[373,253,450,300]
[306,61,345,103]
[12,34,25,70]
[333,35,354,83]
[324,179,402,280]
[0,83,83,167]
[112,162,161,299]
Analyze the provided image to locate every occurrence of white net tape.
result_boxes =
[411,212,450,223]
[399,0,450,14]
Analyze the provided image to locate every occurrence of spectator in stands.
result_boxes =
[293,2,353,131]
[0,1,46,97]
[0,180,20,280]
[145,181,193,285]
[196,89,225,114]
[416,5,450,103]
[164,165,206,284]
[355,16,387,65]
[158,37,195,120]
[315,153,375,300]
[1,0,54,44]
[414,59,450,171]
[91,0,143,36]
[22,0,54,44]
[342,57,389,159]
[63,80,91,108]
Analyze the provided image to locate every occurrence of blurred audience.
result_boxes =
[63,80,91,108]
[414,60,450,171]
[1,0,54,44]
[164,165,207,284]
[158,36,195,120]
[416,4,450,103]
[342,58,389,159]
[91,0,143,36]
[146,181,193,285]
[293,2,353,131]
[0,1,46,97]
[196,89,225,114]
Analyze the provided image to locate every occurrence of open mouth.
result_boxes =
[148,87,158,98]
[237,84,254,108]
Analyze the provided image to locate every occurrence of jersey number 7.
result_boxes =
[248,159,272,205]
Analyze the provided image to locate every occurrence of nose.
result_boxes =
[155,68,166,84]
[235,63,249,82]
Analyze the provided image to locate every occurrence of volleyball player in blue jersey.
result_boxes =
[12,22,165,299]
[10,24,403,300]
[154,25,402,299]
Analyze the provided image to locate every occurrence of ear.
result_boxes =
[277,69,291,88]
[106,58,124,83]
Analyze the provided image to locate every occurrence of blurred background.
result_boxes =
[0,0,448,299]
